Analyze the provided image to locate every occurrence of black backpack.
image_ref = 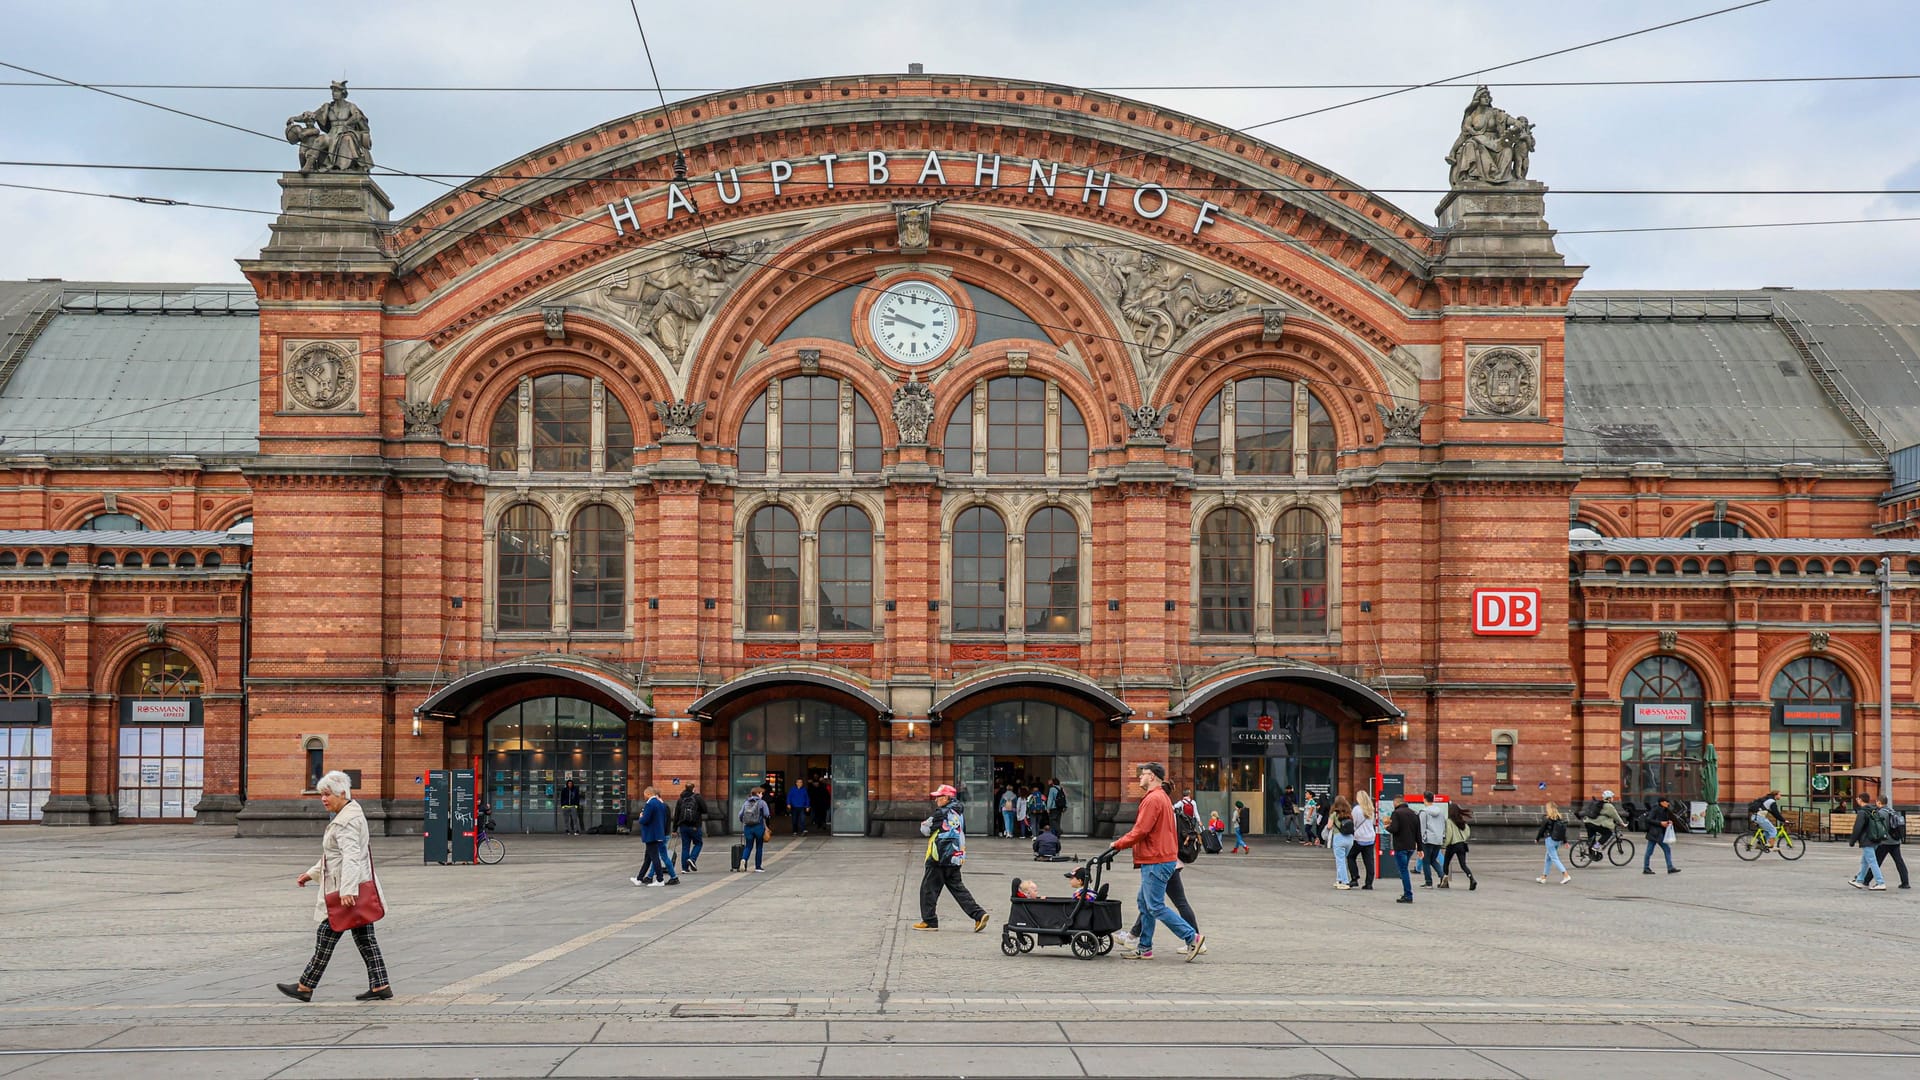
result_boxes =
[677,797,700,827]
[1889,809,1909,844]
[1586,799,1604,820]
[1746,796,1768,818]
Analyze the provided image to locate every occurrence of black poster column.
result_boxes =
[424,769,449,864]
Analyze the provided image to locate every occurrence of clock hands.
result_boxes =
[886,311,927,330]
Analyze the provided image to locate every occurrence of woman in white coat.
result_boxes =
[278,771,391,1001]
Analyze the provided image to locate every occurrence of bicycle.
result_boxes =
[475,806,504,865]
[1568,828,1634,868]
[1733,823,1803,862]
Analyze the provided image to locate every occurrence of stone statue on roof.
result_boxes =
[1445,86,1532,187]
[286,81,373,172]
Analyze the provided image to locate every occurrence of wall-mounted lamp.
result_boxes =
[1398,719,1410,742]
[411,715,422,737]
[906,720,917,740]
[671,719,682,739]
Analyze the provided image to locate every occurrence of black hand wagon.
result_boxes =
[1000,848,1124,960]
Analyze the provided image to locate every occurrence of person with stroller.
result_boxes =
[1107,762,1205,962]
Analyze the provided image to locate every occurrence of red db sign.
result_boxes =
[1473,588,1541,636]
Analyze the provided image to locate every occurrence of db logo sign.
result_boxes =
[1472,588,1541,636]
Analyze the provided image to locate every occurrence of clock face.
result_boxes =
[867,280,958,365]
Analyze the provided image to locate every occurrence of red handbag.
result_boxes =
[324,845,385,932]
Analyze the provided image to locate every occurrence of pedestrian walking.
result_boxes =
[1387,797,1420,904]
[737,786,771,872]
[786,780,810,836]
[812,777,832,834]
[1418,793,1448,887]
[1231,800,1250,854]
[630,786,679,886]
[999,783,1018,839]
[674,783,707,874]
[278,771,391,1002]
[1328,795,1356,889]
[914,785,990,932]
[1047,777,1065,831]
[559,775,584,835]
[1114,859,1201,954]
[1641,795,1681,875]
[1847,791,1892,891]
[1108,762,1205,962]
[1535,802,1572,885]
[1279,786,1301,842]
[1440,802,1477,890]
[1299,792,1319,846]
[1348,791,1378,890]
[1872,795,1910,889]
[1015,786,1033,838]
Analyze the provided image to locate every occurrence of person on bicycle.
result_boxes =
[1581,790,1624,857]
[1747,789,1785,851]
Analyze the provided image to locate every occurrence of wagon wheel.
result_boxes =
[1017,933,1036,953]
[1000,930,1019,956]
[1071,931,1100,960]
[1096,934,1114,955]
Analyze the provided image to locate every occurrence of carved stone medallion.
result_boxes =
[654,399,706,443]
[282,340,357,412]
[1465,345,1539,418]
[892,379,935,445]
[1375,402,1429,444]
[399,398,451,439]
[1123,403,1171,445]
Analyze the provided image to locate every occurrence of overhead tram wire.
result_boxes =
[0,177,1897,470]
[624,0,716,256]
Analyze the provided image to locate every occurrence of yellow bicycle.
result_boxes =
[1733,822,1803,861]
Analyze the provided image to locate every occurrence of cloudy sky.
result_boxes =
[1,0,1915,289]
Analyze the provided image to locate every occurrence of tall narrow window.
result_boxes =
[1192,396,1222,476]
[1306,392,1336,475]
[116,648,203,823]
[852,393,883,473]
[604,394,634,471]
[0,648,51,822]
[738,391,768,474]
[496,505,553,631]
[780,375,840,473]
[1059,394,1089,475]
[1233,377,1293,475]
[569,505,625,632]
[1024,507,1079,634]
[986,376,1047,475]
[530,374,592,471]
[943,392,974,474]
[489,397,518,471]
[817,505,873,632]
[745,506,800,633]
[1273,508,1328,634]
[952,507,1007,633]
[1198,508,1254,634]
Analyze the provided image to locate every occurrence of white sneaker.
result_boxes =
[1535,876,1549,884]
[1560,875,1573,885]
[1868,882,1888,891]
[1112,931,1136,949]
[752,867,766,873]
[629,875,645,886]
[645,879,666,888]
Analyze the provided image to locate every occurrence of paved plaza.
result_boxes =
[1,826,1917,1078]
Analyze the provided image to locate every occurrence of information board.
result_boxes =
[424,769,449,864]
[450,768,477,864]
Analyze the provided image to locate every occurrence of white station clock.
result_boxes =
[867,279,958,364]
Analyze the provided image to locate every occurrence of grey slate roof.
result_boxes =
[1767,291,1920,452]
[0,282,258,456]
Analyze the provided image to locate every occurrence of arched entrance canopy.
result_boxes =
[931,670,1133,721]
[415,662,652,721]
[1171,665,1404,723]
[689,669,891,720]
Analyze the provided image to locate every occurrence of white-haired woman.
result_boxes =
[278,770,392,1002]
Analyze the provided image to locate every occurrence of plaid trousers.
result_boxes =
[300,920,389,990]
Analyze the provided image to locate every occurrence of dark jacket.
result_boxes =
[675,791,707,830]
[559,781,582,808]
[1387,804,1421,851]
[1033,828,1061,858]
[1643,803,1676,840]
[1535,817,1569,843]
[638,795,669,842]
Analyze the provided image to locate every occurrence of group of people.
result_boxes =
[994,778,1066,838]
[628,783,711,886]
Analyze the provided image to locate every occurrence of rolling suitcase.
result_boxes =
[730,843,746,871]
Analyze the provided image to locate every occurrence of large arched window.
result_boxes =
[489,396,518,471]
[1623,655,1705,701]
[1192,377,1339,478]
[1619,654,1707,810]
[1198,508,1255,634]
[952,507,1007,633]
[531,373,592,471]
[1272,508,1328,635]
[745,506,801,633]
[0,648,51,822]
[79,513,145,532]
[496,505,553,632]
[1685,518,1749,539]
[117,647,203,823]
[942,391,974,475]
[1024,507,1080,635]
[490,374,633,474]
[568,505,625,633]
[818,505,873,633]
[986,376,1047,474]
[736,377,883,476]
[1770,656,1855,807]
[1771,657,1852,706]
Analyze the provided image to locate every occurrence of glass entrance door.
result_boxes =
[729,699,869,836]
[484,696,627,833]
[953,700,1094,836]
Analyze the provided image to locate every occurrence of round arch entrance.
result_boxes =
[1191,699,1337,834]
[728,700,868,836]
[482,697,626,833]
[952,702,1094,837]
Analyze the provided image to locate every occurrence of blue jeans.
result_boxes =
[740,824,766,869]
[1002,809,1016,837]
[1232,824,1245,850]
[1394,849,1414,899]
[1643,838,1675,871]
[1543,838,1567,876]
[1858,846,1886,886]
[679,826,703,870]
[1757,815,1778,841]
[1331,832,1355,884]
[1134,860,1197,953]
[789,807,807,835]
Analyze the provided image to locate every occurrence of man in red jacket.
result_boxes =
[1108,762,1204,962]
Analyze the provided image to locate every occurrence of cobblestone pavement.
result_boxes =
[1,826,1916,1078]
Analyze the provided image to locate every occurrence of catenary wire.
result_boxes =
[624,0,712,252]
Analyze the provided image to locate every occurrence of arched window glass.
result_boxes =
[1199,508,1255,634]
[568,506,625,633]
[118,648,202,697]
[530,373,592,471]
[1192,395,1222,476]
[1770,657,1851,702]
[818,505,873,633]
[1770,656,1855,807]
[1306,392,1336,475]
[1655,558,1675,575]
[0,553,14,568]
[23,552,42,568]
[1681,558,1701,574]
[1059,394,1089,475]
[495,505,553,632]
[489,396,518,471]
[1685,519,1750,539]
[1234,377,1294,475]
[115,648,203,823]
[0,648,49,698]
[149,553,169,569]
[0,648,50,821]
[942,392,973,474]
[177,553,195,569]
[986,376,1047,475]
[605,394,634,472]
[123,553,143,569]
[745,506,801,633]
[952,507,1007,633]
[852,392,882,473]
[1623,656,1704,700]
[80,513,145,532]
[1024,507,1079,634]
[780,375,840,474]
[738,391,768,474]
[1273,508,1328,634]
[1779,559,1800,576]
[1806,559,1826,575]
